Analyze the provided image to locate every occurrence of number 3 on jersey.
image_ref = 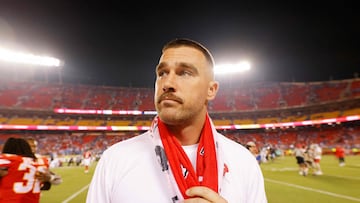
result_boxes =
[14,157,41,194]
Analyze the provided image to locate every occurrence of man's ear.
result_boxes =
[207,81,219,100]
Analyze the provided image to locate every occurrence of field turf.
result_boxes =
[40,155,360,203]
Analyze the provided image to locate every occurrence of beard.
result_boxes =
[156,102,206,126]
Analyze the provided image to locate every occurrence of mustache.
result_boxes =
[157,93,183,103]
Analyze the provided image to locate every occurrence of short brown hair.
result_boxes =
[162,38,215,69]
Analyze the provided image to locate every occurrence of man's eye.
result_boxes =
[157,71,165,77]
[180,70,192,76]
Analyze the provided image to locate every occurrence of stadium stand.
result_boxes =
[1,78,360,159]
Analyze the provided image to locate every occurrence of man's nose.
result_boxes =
[162,72,176,92]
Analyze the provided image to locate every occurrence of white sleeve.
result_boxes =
[86,153,112,203]
[244,154,268,203]
[250,164,268,203]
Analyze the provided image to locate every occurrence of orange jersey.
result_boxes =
[335,147,345,158]
[0,154,42,203]
[33,155,50,171]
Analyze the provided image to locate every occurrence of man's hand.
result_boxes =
[35,169,62,185]
[35,169,51,182]
[183,186,228,203]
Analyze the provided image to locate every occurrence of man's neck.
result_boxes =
[167,115,206,146]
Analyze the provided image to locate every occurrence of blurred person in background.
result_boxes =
[335,144,346,167]
[311,143,323,175]
[83,150,92,173]
[0,137,44,203]
[304,145,315,174]
[294,144,308,176]
[246,141,261,164]
[25,137,62,189]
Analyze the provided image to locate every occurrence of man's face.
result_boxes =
[249,145,258,154]
[154,46,218,125]
[28,140,37,154]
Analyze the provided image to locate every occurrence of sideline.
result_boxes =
[265,178,360,202]
[61,184,90,203]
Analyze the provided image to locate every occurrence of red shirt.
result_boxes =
[33,155,50,172]
[84,151,91,159]
[335,146,345,158]
[0,154,41,203]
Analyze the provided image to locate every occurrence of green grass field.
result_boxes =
[40,155,360,203]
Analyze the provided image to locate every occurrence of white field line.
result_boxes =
[60,170,360,202]
[265,178,360,202]
[263,167,360,180]
[61,183,90,203]
[264,167,298,172]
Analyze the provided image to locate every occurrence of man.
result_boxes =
[86,38,267,202]
[0,137,41,203]
[25,137,62,189]
[246,141,261,164]
[335,144,346,166]
[294,144,308,176]
[311,143,323,175]
[83,150,92,173]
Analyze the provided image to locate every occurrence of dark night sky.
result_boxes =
[0,1,359,87]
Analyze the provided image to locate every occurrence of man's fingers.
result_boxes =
[186,186,212,198]
[185,186,227,203]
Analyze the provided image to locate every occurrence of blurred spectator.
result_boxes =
[83,150,92,173]
[310,143,323,175]
[246,141,261,164]
[335,145,346,167]
[25,137,62,189]
[294,144,308,176]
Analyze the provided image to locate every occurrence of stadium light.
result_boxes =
[0,47,61,67]
[214,61,251,75]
